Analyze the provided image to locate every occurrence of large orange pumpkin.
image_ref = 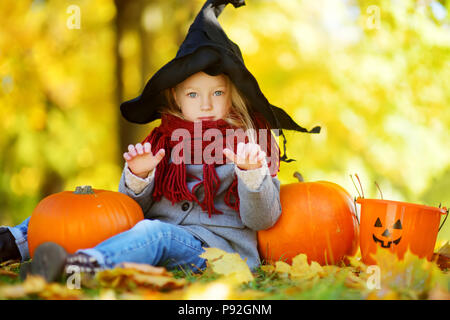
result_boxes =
[28,186,144,257]
[257,173,359,265]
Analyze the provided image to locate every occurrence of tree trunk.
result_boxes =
[113,0,145,164]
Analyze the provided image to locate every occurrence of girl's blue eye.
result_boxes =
[188,91,223,97]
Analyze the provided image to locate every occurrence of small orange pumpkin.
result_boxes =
[257,173,359,265]
[28,186,144,257]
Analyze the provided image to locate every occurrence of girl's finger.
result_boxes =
[144,142,151,153]
[128,144,137,157]
[123,152,132,161]
[135,143,144,155]
[257,150,266,164]
[153,149,166,164]
[223,148,237,164]
[243,143,253,164]
[248,144,259,164]
[236,143,245,165]
[257,150,266,160]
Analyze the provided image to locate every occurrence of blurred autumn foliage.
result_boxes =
[0,0,449,239]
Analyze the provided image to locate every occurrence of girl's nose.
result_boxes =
[200,104,212,111]
[200,95,213,111]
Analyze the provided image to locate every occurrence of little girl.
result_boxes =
[5,70,281,282]
[0,0,319,282]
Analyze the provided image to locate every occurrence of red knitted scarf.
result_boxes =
[141,113,280,218]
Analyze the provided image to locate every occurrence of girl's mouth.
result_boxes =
[197,116,216,121]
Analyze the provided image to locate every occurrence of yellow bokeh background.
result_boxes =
[0,0,449,240]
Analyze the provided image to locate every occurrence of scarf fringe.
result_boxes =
[142,123,237,218]
[224,175,240,216]
[141,113,278,218]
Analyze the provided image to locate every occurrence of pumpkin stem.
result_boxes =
[293,171,304,182]
[74,185,94,195]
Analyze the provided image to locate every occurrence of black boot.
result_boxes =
[23,242,103,283]
[0,227,21,263]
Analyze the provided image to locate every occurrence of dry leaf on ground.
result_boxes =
[96,263,186,291]
[364,249,449,299]
[183,279,265,300]
[200,247,254,284]
[113,262,168,275]
[432,241,450,270]
[0,269,19,278]
[273,254,324,281]
[290,254,324,280]
[0,275,47,299]
[0,275,84,300]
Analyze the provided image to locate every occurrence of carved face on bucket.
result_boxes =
[372,217,403,248]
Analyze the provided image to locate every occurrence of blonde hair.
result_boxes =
[162,74,257,143]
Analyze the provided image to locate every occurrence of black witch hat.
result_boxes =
[120,0,320,162]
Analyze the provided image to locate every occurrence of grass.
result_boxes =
[0,249,448,300]
[0,261,358,300]
[171,263,366,300]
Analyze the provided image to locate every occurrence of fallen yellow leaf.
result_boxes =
[273,254,325,281]
[96,266,186,291]
[290,254,324,280]
[38,283,84,300]
[274,261,291,277]
[0,275,84,300]
[183,279,265,300]
[200,247,254,284]
[260,264,275,274]
[365,248,449,299]
[113,262,168,275]
[0,275,47,299]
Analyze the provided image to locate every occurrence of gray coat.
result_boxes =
[118,163,281,270]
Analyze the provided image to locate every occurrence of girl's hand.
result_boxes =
[223,142,266,171]
[123,142,165,178]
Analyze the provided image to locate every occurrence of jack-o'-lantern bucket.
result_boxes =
[356,197,448,265]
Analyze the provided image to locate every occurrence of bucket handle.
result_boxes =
[439,207,449,232]
[353,197,360,225]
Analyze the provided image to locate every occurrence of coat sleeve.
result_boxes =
[118,163,156,215]
[235,161,282,231]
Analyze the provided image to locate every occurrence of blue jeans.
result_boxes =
[6,218,207,272]
[5,216,31,261]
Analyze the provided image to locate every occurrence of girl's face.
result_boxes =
[171,72,232,122]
